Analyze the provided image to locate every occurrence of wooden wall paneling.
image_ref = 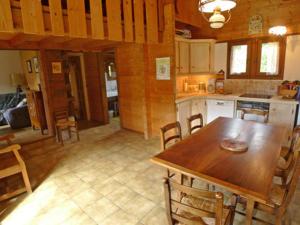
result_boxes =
[145,0,159,43]
[133,0,145,43]
[20,0,45,35]
[175,0,203,28]
[67,0,87,38]
[123,0,134,42]
[84,52,108,123]
[115,44,146,133]
[48,0,64,36]
[106,0,123,41]
[89,0,105,39]
[0,0,14,33]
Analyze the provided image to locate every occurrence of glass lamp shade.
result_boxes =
[200,0,236,13]
[269,26,287,36]
[209,11,225,28]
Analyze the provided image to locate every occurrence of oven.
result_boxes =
[236,100,270,122]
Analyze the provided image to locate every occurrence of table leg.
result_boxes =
[245,198,255,225]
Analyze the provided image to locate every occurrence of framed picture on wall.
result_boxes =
[32,57,39,73]
[51,62,62,74]
[26,60,32,73]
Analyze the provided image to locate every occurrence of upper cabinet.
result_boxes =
[176,38,215,75]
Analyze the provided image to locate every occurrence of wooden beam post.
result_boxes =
[67,0,87,38]
[49,0,64,36]
[123,0,134,42]
[106,0,123,41]
[90,0,105,40]
[0,0,14,33]
[133,0,145,43]
[20,0,45,35]
[145,0,159,43]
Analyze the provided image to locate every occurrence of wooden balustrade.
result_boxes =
[0,0,166,46]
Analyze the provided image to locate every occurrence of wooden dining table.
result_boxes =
[151,117,286,225]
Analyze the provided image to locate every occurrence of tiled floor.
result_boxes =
[1,120,300,225]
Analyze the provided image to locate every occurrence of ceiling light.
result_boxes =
[269,26,287,36]
[199,0,236,13]
[209,9,225,29]
[199,0,236,29]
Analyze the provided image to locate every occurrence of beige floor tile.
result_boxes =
[60,212,97,225]
[120,194,156,219]
[100,209,139,225]
[92,178,122,196]
[83,197,119,224]
[141,206,168,225]
[71,188,103,208]
[106,186,137,208]
[112,170,139,184]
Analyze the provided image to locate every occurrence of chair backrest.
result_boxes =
[241,109,268,123]
[54,109,69,123]
[289,125,300,152]
[280,150,300,213]
[164,178,225,225]
[187,113,203,135]
[160,122,182,151]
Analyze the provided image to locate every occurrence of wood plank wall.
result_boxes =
[116,44,146,133]
[116,2,176,137]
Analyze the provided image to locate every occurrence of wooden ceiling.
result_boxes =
[175,0,300,41]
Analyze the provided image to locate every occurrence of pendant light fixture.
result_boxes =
[199,0,237,29]
[269,26,287,36]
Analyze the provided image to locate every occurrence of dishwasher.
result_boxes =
[206,99,235,124]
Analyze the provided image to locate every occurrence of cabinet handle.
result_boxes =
[216,102,225,105]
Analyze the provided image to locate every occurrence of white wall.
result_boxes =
[284,35,300,81]
[0,50,23,94]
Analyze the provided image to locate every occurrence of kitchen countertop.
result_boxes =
[176,92,299,105]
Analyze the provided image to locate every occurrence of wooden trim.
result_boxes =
[67,0,87,38]
[227,39,252,79]
[145,0,158,43]
[123,0,134,42]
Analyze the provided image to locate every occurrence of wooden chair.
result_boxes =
[54,109,80,146]
[254,151,300,225]
[187,113,204,135]
[0,144,32,201]
[161,122,193,185]
[0,134,15,145]
[241,109,268,123]
[276,126,300,184]
[164,177,237,225]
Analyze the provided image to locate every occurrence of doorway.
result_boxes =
[67,55,87,121]
[103,50,119,125]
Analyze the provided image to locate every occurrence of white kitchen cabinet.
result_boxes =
[190,42,210,73]
[191,99,207,125]
[176,38,215,75]
[206,99,235,124]
[178,41,190,74]
[177,100,191,136]
[268,103,297,146]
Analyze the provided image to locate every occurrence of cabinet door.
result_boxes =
[191,99,207,125]
[179,41,190,74]
[268,103,296,146]
[190,42,210,73]
[177,101,191,136]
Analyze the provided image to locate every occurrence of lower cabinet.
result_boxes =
[177,98,207,136]
[268,103,297,147]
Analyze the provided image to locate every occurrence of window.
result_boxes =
[260,42,279,74]
[227,40,251,79]
[230,45,248,74]
[227,37,286,79]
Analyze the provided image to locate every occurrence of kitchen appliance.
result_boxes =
[236,100,270,122]
[206,99,235,123]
